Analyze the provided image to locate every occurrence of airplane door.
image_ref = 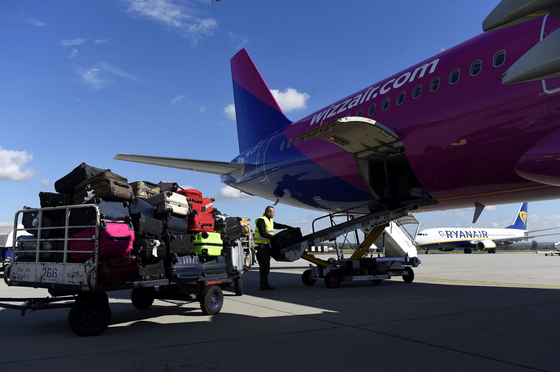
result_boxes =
[541,14,560,94]
[256,136,273,183]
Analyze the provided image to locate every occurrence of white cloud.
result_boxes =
[271,88,310,112]
[19,13,46,26]
[171,95,185,104]
[80,68,105,89]
[228,32,248,48]
[224,103,236,120]
[94,39,109,44]
[60,38,87,46]
[99,62,145,84]
[123,0,218,45]
[0,148,36,181]
[216,186,253,202]
[69,49,79,59]
[40,179,51,188]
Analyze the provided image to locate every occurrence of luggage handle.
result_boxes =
[186,198,202,203]
[113,180,130,189]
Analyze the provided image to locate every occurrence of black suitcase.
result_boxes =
[139,260,165,281]
[160,214,188,233]
[216,217,244,242]
[39,192,73,208]
[157,181,180,193]
[270,228,302,250]
[131,213,164,238]
[22,208,65,238]
[133,238,166,265]
[202,255,228,274]
[55,162,106,194]
[165,254,203,279]
[129,198,155,217]
[163,231,194,257]
[73,170,134,203]
[69,199,130,226]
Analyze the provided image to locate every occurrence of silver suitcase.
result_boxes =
[146,191,190,217]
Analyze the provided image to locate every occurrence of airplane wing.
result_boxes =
[491,232,560,244]
[114,154,243,175]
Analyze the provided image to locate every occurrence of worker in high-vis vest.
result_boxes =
[255,206,292,290]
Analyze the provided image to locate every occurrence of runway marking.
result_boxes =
[416,277,560,289]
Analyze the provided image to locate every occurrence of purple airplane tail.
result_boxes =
[230,49,292,153]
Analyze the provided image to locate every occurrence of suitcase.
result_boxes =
[147,191,189,217]
[39,192,73,208]
[15,235,62,262]
[133,238,166,265]
[202,197,215,213]
[130,181,161,200]
[129,198,154,217]
[193,231,223,257]
[97,256,139,285]
[202,255,228,275]
[270,228,302,250]
[188,211,215,232]
[165,254,203,279]
[69,199,130,227]
[139,260,165,281]
[131,213,163,238]
[157,181,181,193]
[215,217,244,242]
[55,162,106,194]
[160,214,189,233]
[162,231,194,257]
[177,189,205,213]
[223,243,244,274]
[21,208,65,238]
[73,170,134,204]
[69,222,135,262]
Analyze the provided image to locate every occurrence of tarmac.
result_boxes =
[0,252,559,372]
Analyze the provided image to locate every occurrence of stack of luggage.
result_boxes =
[16,162,247,285]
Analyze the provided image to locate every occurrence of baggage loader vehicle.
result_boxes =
[0,205,244,336]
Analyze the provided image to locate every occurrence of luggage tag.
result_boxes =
[152,239,161,257]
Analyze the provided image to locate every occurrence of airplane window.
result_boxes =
[368,103,376,116]
[280,141,285,151]
[413,84,422,99]
[493,50,506,67]
[397,91,405,105]
[356,109,363,116]
[287,138,292,148]
[470,60,482,76]
[295,137,300,145]
[382,97,390,111]
[430,77,440,92]
[449,69,460,85]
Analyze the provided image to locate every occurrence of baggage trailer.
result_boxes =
[1,205,244,336]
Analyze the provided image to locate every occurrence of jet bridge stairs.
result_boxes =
[275,206,421,288]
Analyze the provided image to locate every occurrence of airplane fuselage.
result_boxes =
[415,227,525,251]
[222,16,560,214]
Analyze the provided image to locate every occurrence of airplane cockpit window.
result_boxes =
[438,231,445,237]
[382,97,390,111]
[493,50,506,67]
[280,141,285,151]
[356,109,363,116]
[430,77,440,92]
[397,91,405,105]
[470,60,482,76]
[413,84,422,99]
[449,69,460,85]
[368,103,376,116]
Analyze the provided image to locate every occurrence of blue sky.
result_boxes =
[2,0,560,241]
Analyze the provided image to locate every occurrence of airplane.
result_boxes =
[536,242,560,256]
[414,202,557,254]
[115,2,560,236]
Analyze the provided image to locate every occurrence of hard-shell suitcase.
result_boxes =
[188,211,214,232]
[133,238,166,265]
[203,197,215,213]
[129,198,154,217]
[193,231,223,257]
[157,181,181,193]
[223,243,245,274]
[177,189,205,213]
[130,181,161,200]
[202,255,228,274]
[55,162,106,194]
[69,222,135,262]
[21,208,65,238]
[131,213,163,238]
[69,199,130,227]
[162,231,194,257]
[165,254,203,279]
[39,192,73,208]
[97,256,139,285]
[147,191,189,217]
[139,260,165,281]
[215,217,244,242]
[15,235,62,262]
[73,170,134,204]
[270,228,302,250]
[160,214,188,233]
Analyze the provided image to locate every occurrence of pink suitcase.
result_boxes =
[69,222,135,262]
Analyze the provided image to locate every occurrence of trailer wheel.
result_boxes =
[131,287,155,310]
[402,267,415,283]
[234,277,243,296]
[302,269,317,286]
[200,285,223,315]
[324,271,341,289]
[3,264,11,285]
[68,298,111,337]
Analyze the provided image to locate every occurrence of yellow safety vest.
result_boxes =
[254,216,274,244]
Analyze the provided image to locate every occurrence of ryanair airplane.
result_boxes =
[415,203,556,254]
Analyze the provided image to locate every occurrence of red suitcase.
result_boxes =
[69,222,135,262]
[188,211,215,232]
[203,197,215,213]
[97,256,139,285]
[177,189,205,213]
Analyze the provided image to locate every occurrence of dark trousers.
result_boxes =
[255,243,271,286]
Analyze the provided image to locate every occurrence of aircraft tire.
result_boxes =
[302,269,317,286]
[402,267,414,283]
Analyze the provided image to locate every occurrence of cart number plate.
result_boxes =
[41,267,58,283]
